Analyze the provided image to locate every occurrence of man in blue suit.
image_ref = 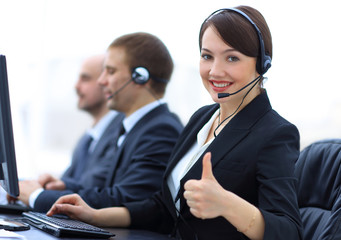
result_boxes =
[38,54,125,192]
[15,54,124,205]
[17,32,183,212]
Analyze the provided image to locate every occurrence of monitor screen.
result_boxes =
[0,55,20,197]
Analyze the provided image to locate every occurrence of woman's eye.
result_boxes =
[227,56,239,62]
[201,54,212,60]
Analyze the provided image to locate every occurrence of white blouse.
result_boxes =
[167,109,219,210]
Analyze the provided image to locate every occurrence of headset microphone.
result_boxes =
[107,79,133,100]
[217,76,261,98]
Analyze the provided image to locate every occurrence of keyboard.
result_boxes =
[22,211,115,238]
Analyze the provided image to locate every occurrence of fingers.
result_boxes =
[47,194,80,215]
[7,194,18,204]
[186,197,207,220]
[45,182,58,190]
[201,152,214,180]
[46,204,63,216]
[55,194,81,205]
[189,206,205,219]
[45,180,65,190]
[184,152,214,190]
[183,152,220,220]
[184,152,214,193]
[38,173,53,187]
[47,203,79,219]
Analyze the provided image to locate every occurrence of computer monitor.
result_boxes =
[0,55,20,197]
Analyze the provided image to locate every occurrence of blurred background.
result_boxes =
[1,0,341,179]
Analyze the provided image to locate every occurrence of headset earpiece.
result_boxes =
[228,8,271,75]
[204,8,272,75]
[260,54,272,76]
[256,37,272,75]
[131,67,150,85]
[131,66,169,84]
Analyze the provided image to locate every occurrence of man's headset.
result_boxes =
[107,67,168,99]
[131,67,168,85]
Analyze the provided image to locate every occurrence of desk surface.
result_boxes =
[1,213,172,240]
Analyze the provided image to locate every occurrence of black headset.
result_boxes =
[203,8,272,75]
[131,67,169,85]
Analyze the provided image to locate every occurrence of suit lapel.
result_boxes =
[176,91,272,212]
[105,104,169,186]
[164,105,219,178]
[162,105,219,219]
[88,113,124,164]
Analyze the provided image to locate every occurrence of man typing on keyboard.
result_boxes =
[14,32,183,213]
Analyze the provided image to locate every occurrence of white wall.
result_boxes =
[1,0,341,179]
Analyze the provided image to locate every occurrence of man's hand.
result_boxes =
[38,173,66,190]
[16,180,43,205]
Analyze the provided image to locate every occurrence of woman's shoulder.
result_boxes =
[266,109,297,128]
[256,109,300,142]
[190,103,219,119]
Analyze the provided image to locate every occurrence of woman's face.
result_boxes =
[200,26,260,104]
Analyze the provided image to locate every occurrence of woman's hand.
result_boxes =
[184,152,229,219]
[47,194,97,225]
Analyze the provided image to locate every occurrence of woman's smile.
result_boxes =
[209,80,233,92]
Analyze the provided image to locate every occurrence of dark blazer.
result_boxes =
[126,92,303,240]
[34,104,183,212]
[61,112,125,192]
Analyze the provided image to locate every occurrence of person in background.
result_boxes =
[48,5,302,240]
[39,54,125,191]
[19,32,184,213]
[15,54,124,207]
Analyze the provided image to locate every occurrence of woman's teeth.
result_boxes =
[213,82,231,88]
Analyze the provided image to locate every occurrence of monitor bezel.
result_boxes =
[0,55,20,197]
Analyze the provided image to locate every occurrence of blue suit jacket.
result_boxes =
[60,112,125,192]
[34,104,183,212]
[126,92,303,240]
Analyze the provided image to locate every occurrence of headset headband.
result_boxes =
[202,8,272,75]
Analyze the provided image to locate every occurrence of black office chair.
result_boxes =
[295,139,341,240]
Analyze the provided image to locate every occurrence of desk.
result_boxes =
[1,213,172,240]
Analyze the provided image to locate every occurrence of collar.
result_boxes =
[87,110,120,141]
[197,109,219,147]
[122,99,165,134]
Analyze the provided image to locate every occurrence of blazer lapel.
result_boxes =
[177,91,272,212]
[88,113,124,165]
[177,128,250,212]
[164,105,219,178]
[161,104,219,219]
[105,104,169,186]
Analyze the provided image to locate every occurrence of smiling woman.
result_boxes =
[200,26,263,135]
[45,5,302,240]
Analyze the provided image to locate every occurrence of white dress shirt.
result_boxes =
[117,99,165,147]
[167,108,219,210]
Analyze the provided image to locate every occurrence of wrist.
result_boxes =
[237,205,257,234]
[91,209,102,226]
[220,190,238,220]
[28,188,44,208]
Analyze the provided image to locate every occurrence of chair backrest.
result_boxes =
[295,139,341,240]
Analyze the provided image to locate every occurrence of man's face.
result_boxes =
[74,58,106,113]
[98,47,138,114]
